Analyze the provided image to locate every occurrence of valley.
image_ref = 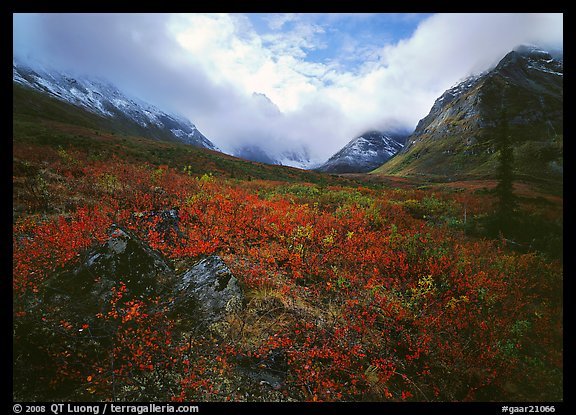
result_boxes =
[13,41,563,405]
[13,93,562,403]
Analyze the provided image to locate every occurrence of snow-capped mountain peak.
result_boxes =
[316,131,406,173]
[13,59,219,151]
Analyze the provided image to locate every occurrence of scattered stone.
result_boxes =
[44,225,175,316]
[236,348,288,390]
[43,226,242,331]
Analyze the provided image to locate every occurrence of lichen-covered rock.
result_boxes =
[42,227,242,331]
[43,225,175,316]
[172,255,243,331]
[17,223,247,400]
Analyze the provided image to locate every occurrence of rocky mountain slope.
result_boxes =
[316,131,406,173]
[375,45,563,180]
[13,60,218,151]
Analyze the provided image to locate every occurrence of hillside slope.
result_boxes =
[374,46,563,181]
[13,83,355,190]
[13,60,218,151]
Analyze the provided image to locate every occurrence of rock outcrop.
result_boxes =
[172,255,243,331]
[42,223,243,333]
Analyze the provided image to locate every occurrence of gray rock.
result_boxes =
[44,225,175,311]
[43,226,241,332]
[19,225,244,400]
[131,208,184,246]
[173,255,243,330]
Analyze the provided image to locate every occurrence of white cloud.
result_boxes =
[264,13,299,31]
[171,13,322,112]
[169,13,562,162]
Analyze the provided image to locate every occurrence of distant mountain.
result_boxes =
[316,131,406,173]
[13,60,219,151]
[233,143,316,170]
[233,146,279,166]
[374,45,563,180]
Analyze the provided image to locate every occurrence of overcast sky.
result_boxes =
[13,13,563,164]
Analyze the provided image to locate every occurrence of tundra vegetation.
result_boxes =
[13,121,562,402]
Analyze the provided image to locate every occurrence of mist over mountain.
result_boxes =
[12,43,563,181]
[375,45,563,179]
[12,59,330,169]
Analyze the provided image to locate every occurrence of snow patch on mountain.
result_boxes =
[13,59,219,151]
[316,131,406,173]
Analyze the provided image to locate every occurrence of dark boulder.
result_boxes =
[41,226,242,330]
[16,224,245,400]
[43,225,175,319]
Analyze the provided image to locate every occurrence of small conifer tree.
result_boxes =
[494,108,517,235]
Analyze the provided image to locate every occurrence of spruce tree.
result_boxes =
[494,108,517,235]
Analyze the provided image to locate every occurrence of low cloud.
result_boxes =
[13,13,563,163]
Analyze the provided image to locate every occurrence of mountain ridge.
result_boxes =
[316,131,407,173]
[13,59,219,151]
[374,45,563,180]
[13,45,563,179]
